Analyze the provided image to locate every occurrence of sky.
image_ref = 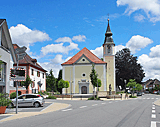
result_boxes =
[1,0,160,81]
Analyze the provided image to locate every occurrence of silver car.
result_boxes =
[11,94,45,108]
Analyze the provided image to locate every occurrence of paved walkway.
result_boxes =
[0,102,70,122]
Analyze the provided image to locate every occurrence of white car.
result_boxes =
[11,94,45,108]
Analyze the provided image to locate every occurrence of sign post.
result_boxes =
[14,46,27,114]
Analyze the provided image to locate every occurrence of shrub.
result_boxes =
[129,95,137,98]
[88,96,100,100]
[46,96,57,99]
[0,93,12,106]
[10,92,19,99]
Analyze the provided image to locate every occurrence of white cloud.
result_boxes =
[134,14,146,22]
[149,45,160,57]
[72,35,86,42]
[41,42,79,56]
[138,54,160,81]
[54,37,72,43]
[90,46,103,58]
[40,62,62,78]
[117,0,160,22]
[9,24,51,54]
[115,45,126,53]
[41,35,86,56]
[51,54,64,64]
[126,35,153,54]
[39,55,73,78]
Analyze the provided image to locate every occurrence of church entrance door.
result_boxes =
[81,86,87,94]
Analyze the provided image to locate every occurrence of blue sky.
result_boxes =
[1,0,160,81]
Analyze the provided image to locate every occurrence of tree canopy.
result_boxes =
[115,48,145,89]
[46,69,56,92]
[126,79,143,95]
[21,75,32,93]
[90,64,98,88]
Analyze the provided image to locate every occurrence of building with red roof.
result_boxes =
[61,19,116,95]
[9,44,47,95]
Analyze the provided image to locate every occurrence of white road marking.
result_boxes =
[152,110,156,113]
[156,98,158,99]
[80,106,87,108]
[151,121,157,127]
[152,98,154,99]
[153,105,155,107]
[152,107,155,110]
[92,104,98,106]
[152,114,156,118]
[101,103,106,105]
[62,108,72,112]
[147,98,150,99]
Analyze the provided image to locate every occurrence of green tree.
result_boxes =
[90,64,98,97]
[64,81,69,95]
[58,79,65,89]
[97,79,102,89]
[115,48,145,90]
[136,83,143,92]
[46,69,56,93]
[126,79,137,96]
[21,75,32,93]
[56,69,62,93]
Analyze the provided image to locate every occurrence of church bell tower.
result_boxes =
[103,19,116,93]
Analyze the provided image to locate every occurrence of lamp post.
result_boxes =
[124,79,127,93]
[14,46,27,114]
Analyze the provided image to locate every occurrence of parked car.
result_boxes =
[137,92,142,96]
[11,94,45,108]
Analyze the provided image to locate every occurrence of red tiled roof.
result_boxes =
[13,44,47,72]
[61,47,106,65]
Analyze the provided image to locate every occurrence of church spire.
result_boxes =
[104,18,114,44]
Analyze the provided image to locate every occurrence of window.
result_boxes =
[82,73,86,77]
[31,69,34,75]
[37,71,40,77]
[43,73,44,78]
[0,62,6,83]
[82,58,85,61]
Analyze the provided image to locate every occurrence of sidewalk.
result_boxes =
[0,102,70,123]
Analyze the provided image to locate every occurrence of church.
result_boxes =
[61,19,116,95]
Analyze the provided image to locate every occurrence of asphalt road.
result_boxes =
[1,94,160,127]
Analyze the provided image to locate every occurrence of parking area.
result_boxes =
[5,101,53,113]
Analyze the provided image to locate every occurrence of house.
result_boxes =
[9,44,47,95]
[61,19,116,94]
[0,19,17,94]
[142,79,160,90]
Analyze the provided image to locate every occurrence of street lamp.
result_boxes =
[124,79,127,93]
